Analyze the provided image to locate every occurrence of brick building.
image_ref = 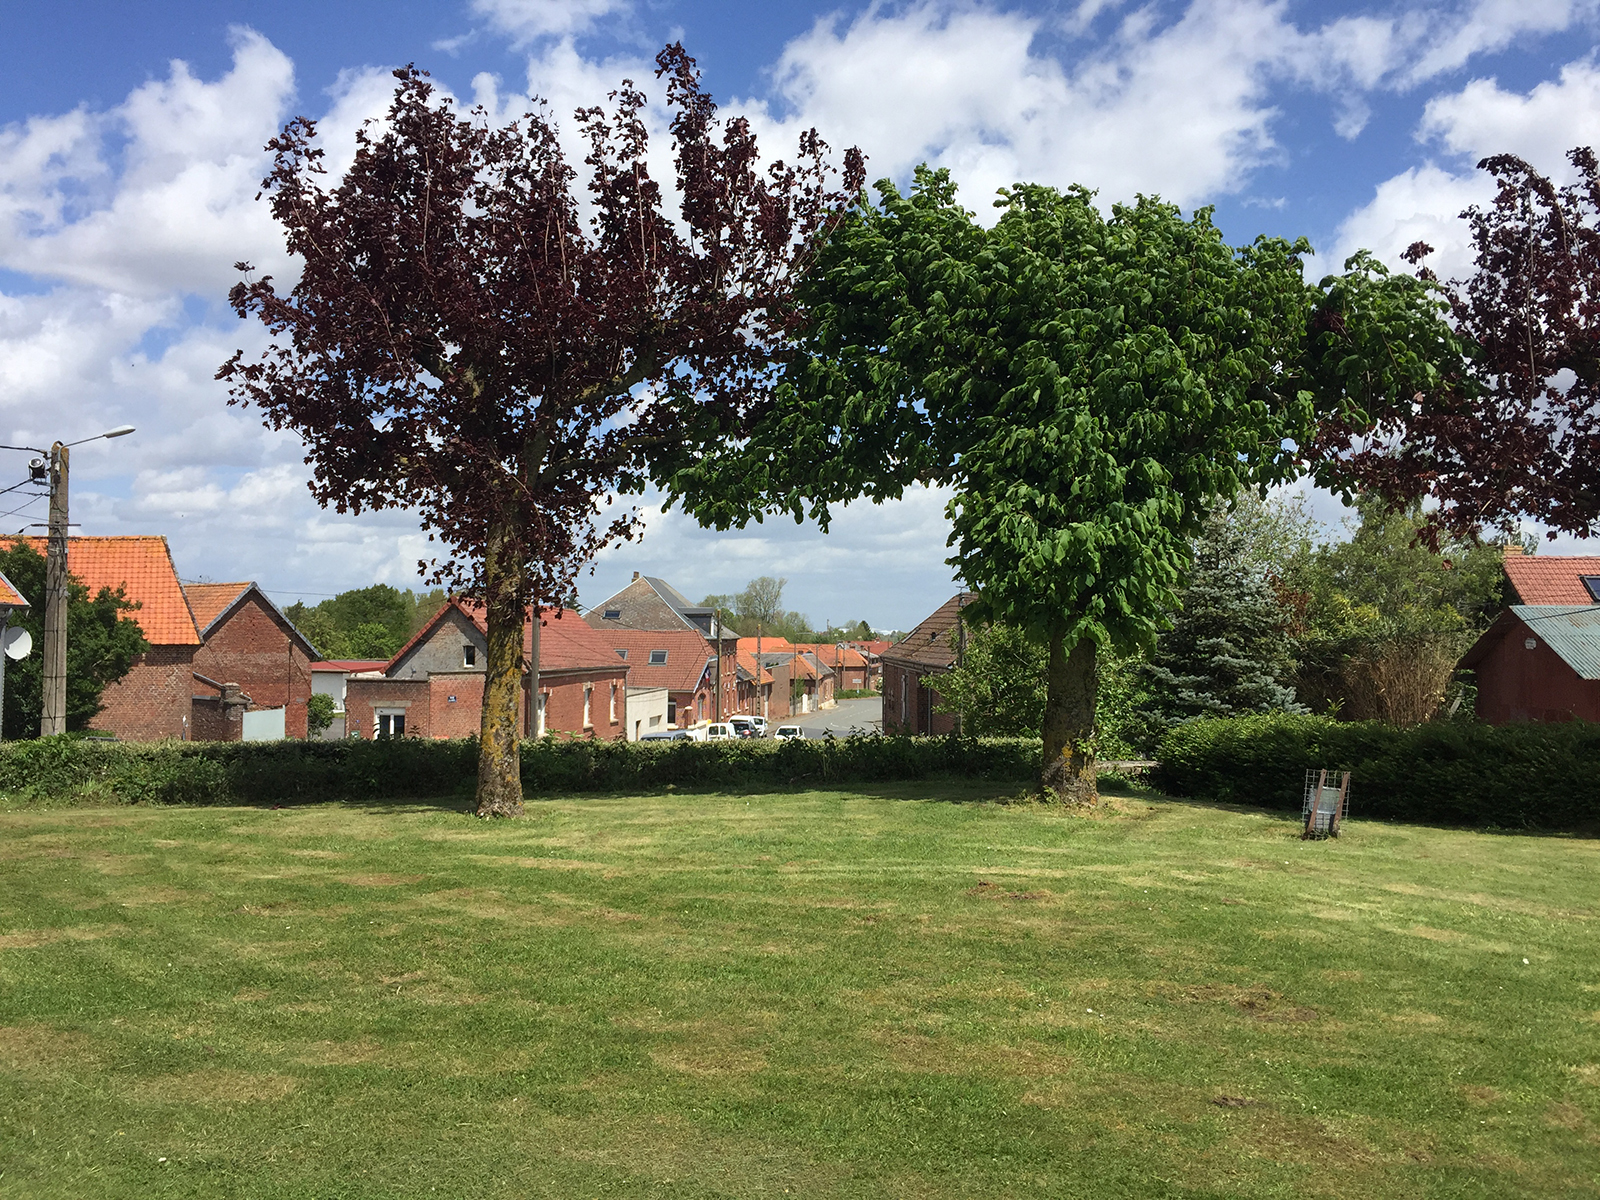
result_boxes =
[183,582,317,740]
[346,601,627,740]
[589,573,742,723]
[5,536,202,740]
[881,592,976,735]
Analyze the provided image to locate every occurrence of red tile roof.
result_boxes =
[735,649,773,685]
[182,582,251,632]
[603,628,713,692]
[737,635,794,654]
[5,536,200,645]
[536,608,629,674]
[0,570,26,608]
[1502,548,1600,605]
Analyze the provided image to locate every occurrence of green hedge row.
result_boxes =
[1155,714,1600,828]
[0,734,1042,807]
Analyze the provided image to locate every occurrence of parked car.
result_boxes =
[774,725,804,741]
[640,730,694,742]
[705,722,736,741]
[750,716,769,737]
[729,716,760,738]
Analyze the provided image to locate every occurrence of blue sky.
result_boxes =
[2,0,1598,628]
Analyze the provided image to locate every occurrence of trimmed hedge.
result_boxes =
[0,734,1042,807]
[1156,713,1600,829]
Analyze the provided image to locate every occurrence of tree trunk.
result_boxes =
[1040,633,1097,804]
[476,519,525,818]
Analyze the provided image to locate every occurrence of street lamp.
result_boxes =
[0,426,138,737]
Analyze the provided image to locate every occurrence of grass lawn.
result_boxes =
[0,783,1597,1198]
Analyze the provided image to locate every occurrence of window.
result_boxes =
[1583,576,1600,602]
[615,648,628,661]
[649,714,662,728]
[377,712,405,738]
[463,644,477,667]
[536,692,547,737]
[609,682,617,723]
[667,699,676,725]
[648,649,668,665]
[603,608,622,620]
[584,685,593,728]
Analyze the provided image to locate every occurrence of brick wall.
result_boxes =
[192,593,314,738]
[880,661,955,735]
[191,695,242,742]
[538,669,627,739]
[429,673,485,739]
[90,645,196,741]
[345,678,430,739]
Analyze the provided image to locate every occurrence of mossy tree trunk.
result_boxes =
[1040,633,1097,804]
[476,517,525,818]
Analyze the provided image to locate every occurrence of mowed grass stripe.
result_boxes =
[0,786,1596,1198]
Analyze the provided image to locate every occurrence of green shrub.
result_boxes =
[1155,714,1600,828]
[0,734,1040,807]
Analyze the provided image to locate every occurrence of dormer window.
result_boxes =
[603,608,622,620]
[616,648,628,661]
[649,649,668,665]
[1582,576,1600,602]
[463,644,477,667]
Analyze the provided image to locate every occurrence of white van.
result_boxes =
[705,722,736,741]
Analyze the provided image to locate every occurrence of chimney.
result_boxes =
[632,571,640,580]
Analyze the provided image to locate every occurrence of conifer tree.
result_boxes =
[1139,504,1303,726]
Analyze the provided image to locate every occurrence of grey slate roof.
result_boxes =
[1462,605,1600,679]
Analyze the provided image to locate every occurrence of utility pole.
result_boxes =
[41,441,68,737]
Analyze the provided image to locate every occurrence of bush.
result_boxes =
[0,734,1041,807]
[1155,713,1600,829]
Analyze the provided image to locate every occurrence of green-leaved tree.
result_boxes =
[675,169,1458,800]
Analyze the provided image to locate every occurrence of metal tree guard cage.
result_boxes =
[1302,769,1350,839]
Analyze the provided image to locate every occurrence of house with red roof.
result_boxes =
[1460,549,1600,724]
[6,536,202,740]
[182,582,318,740]
[345,601,627,740]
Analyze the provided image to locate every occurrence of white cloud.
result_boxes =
[0,27,295,297]
[1407,0,1600,83]
[1333,57,1600,276]
[751,0,1298,211]
[470,0,631,46]
[1419,58,1600,167]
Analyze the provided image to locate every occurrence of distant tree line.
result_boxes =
[284,585,447,662]
[699,576,877,644]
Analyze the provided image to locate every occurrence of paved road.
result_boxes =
[781,695,883,738]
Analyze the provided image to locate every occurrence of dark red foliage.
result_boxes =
[1315,147,1600,539]
[218,46,863,605]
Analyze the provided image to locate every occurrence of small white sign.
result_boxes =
[2,627,31,661]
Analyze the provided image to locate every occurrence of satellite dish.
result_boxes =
[3,627,31,661]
